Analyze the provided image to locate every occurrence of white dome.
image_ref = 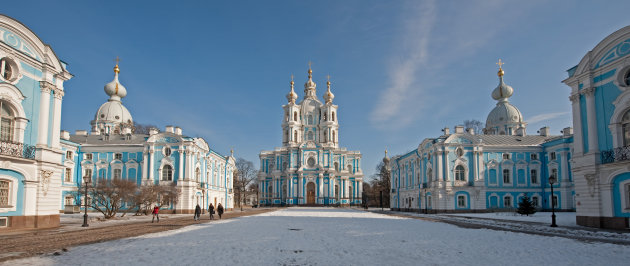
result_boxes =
[486,101,524,128]
[491,77,513,100]
[94,100,133,125]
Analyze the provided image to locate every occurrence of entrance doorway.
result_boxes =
[307,182,316,205]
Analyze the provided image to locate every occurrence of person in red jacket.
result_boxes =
[152,205,160,223]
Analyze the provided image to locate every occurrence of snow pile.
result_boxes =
[6,207,630,266]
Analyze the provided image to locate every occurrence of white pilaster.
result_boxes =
[51,89,63,149]
[583,87,599,152]
[149,148,155,181]
[37,83,52,146]
[570,93,584,155]
[142,151,148,179]
[179,148,185,180]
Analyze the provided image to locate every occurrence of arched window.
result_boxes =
[113,169,122,179]
[622,109,630,146]
[195,167,201,182]
[294,130,298,142]
[308,115,313,125]
[332,131,336,143]
[293,111,297,121]
[455,165,465,181]
[334,185,339,199]
[334,162,339,172]
[332,112,335,121]
[308,131,314,140]
[0,58,17,82]
[347,164,352,172]
[456,148,464,157]
[0,180,10,207]
[427,168,433,181]
[323,112,327,121]
[162,165,173,181]
[268,185,273,198]
[0,101,15,142]
[503,195,512,208]
[323,131,327,141]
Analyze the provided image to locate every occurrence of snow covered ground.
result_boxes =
[444,211,577,226]
[6,207,630,266]
[56,213,192,232]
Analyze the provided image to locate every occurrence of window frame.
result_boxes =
[162,165,173,181]
[455,165,465,181]
[0,100,15,142]
[503,169,511,184]
[65,168,73,183]
[114,153,123,160]
[503,195,512,208]
[530,169,538,184]
[457,195,466,208]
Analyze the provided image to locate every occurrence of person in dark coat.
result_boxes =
[152,205,160,223]
[217,203,224,219]
[194,204,201,221]
[208,203,215,220]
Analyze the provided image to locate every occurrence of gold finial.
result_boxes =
[308,61,313,77]
[385,148,388,158]
[290,74,294,87]
[326,74,331,88]
[496,59,504,77]
[230,148,234,157]
[113,56,120,74]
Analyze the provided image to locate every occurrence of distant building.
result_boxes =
[389,65,575,213]
[258,66,363,206]
[60,63,235,214]
[563,25,630,229]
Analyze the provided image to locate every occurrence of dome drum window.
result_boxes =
[0,58,19,83]
[164,147,172,156]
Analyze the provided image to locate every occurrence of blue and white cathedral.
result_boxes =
[389,64,575,213]
[258,66,364,206]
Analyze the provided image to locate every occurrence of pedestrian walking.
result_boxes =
[217,203,224,219]
[194,204,201,221]
[208,203,215,220]
[152,205,160,223]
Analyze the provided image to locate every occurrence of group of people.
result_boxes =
[194,203,224,221]
[151,203,224,223]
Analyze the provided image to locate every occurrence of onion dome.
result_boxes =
[382,149,390,164]
[484,60,526,135]
[324,75,335,104]
[491,61,513,101]
[104,63,127,101]
[303,63,317,99]
[286,75,298,103]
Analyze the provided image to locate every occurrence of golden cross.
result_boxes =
[308,61,312,69]
[115,56,120,66]
[290,74,294,82]
[326,74,330,81]
[496,59,504,68]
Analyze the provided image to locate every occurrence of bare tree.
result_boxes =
[81,179,137,219]
[463,119,483,134]
[249,182,259,207]
[133,122,159,134]
[235,158,257,211]
[369,161,391,208]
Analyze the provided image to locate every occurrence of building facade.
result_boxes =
[258,66,363,206]
[389,65,575,213]
[0,15,73,229]
[563,26,630,229]
[59,64,235,215]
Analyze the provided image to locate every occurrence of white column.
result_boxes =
[298,175,303,204]
[179,148,185,180]
[37,83,52,146]
[149,149,155,181]
[473,151,478,181]
[569,94,584,155]
[444,151,450,181]
[50,89,63,149]
[583,88,599,152]
[436,151,443,182]
[142,151,148,179]
[560,151,569,183]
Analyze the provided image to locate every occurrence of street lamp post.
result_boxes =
[549,175,557,227]
[82,174,91,227]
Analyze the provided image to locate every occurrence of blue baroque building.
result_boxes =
[389,65,575,213]
[258,66,364,206]
[563,25,630,229]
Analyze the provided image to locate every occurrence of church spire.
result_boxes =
[324,74,335,104]
[304,61,317,98]
[286,74,297,103]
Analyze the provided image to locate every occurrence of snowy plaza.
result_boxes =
[6,207,630,266]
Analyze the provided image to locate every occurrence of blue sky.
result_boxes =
[4,0,630,178]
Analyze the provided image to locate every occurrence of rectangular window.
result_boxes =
[503,169,510,184]
[85,153,92,160]
[552,195,558,208]
[532,197,539,207]
[457,195,466,207]
[0,180,9,207]
[66,151,73,160]
[504,196,512,207]
[65,168,72,182]
[531,169,538,184]
[551,168,558,181]
[502,154,510,160]
[115,153,122,160]
[530,154,538,160]
[65,196,74,206]
[0,117,14,142]
[550,152,556,160]
[113,169,122,179]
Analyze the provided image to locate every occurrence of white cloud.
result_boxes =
[527,111,570,124]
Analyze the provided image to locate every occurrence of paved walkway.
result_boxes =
[0,208,276,262]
